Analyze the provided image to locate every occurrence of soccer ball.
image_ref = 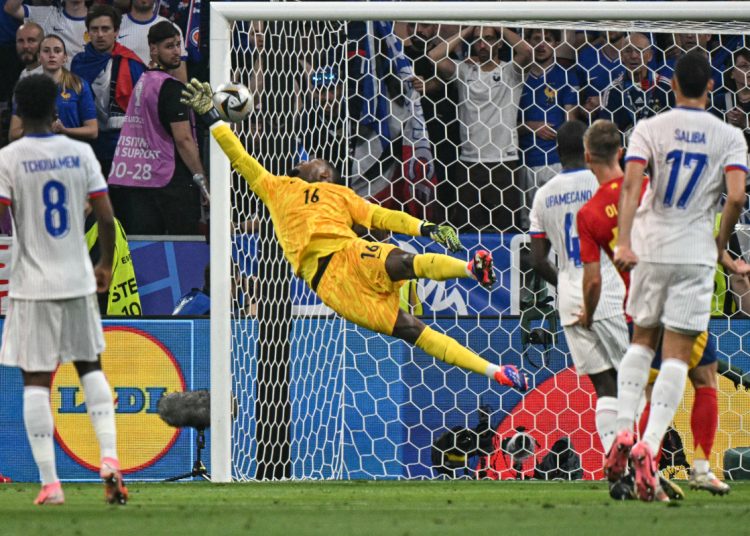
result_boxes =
[212,82,253,123]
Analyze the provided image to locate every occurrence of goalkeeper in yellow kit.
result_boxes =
[181,80,527,391]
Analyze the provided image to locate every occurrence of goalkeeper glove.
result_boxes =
[421,222,462,253]
[180,79,222,126]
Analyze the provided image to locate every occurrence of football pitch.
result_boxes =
[2,480,749,536]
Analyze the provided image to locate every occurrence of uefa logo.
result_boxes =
[50,326,186,473]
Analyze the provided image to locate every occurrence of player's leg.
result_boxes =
[64,295,127,504]
[2,299,65,504]
[631,328,693,500]
[73,358,128,504]
[384,249,495,289]
[687,360,729,494]
[21,370,64,505]
[633,264,714,500]
[391,310,527,390]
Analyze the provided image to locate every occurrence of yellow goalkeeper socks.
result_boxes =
[415,326,498,378]
[413,254,469,281]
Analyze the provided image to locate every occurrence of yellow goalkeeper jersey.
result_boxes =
[211,123,420,283]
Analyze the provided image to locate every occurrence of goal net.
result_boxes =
[209,1,750,482]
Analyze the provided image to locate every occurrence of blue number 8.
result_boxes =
[43,180,69,237]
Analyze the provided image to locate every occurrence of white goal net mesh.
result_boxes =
[224,14,750,481]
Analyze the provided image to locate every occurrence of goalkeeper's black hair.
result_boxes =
[556,120,587,169]
[14,74,57,123]
[325,161,343,185]
[675,49,712,98]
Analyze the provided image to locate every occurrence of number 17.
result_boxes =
[663,150,707,209]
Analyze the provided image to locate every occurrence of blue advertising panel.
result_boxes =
[129,234,524,315]
[1,318,748,481]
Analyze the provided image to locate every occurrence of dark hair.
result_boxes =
[14,74,57,122]
[85,4,121,31]
[675,49,712,98]
[526,28,562,43]
[734,48,750,66]
[556,120,587,167]
[325,161,343,185]
[148,20,179,45]
[584,120,621,165]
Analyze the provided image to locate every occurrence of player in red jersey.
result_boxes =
[577,119,743,498]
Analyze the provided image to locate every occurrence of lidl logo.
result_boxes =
[51,326,186,473]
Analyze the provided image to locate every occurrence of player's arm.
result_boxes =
[529,236,557,287]
[180,79,272,195]
[579,262,601,329]
[718,168,747,272]
[90,194,116,293]
[614,159,646,272]
[368,205,463,252]
[577,208,603,328]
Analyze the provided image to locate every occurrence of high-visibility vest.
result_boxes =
[85,218,141,316]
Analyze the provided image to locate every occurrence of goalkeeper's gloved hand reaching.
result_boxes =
[420,222,462,253]
[180,79,221,126]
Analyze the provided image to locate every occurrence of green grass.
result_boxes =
[2,481,749,536]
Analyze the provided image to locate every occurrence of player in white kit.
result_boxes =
[607,51,749,501]
[529,120,629,457]
[0,75,127,505]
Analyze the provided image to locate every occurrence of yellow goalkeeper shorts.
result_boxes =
[315,239,403,336]
[647,330,713,384]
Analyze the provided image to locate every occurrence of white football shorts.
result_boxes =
[564,315,629,376]
[627,261,714,334]
[0,294,105,372]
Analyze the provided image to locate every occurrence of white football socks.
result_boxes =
[615,344,655,433]
[81,370,118,462]
[643,358,688,455]
[595,396,619,454]
[23,386,58,485]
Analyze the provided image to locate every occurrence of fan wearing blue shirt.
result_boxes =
[9,34,97,141]
[518,29,579,224]
[576,31,626,118]
[600,33,672,138]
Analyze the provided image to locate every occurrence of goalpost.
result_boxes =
[210,1,750,483]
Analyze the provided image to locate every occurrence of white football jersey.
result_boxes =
[529,169,626,325]
[626,107,749,266]
[25,5,87,64]
[117,13,187,67]
[0,134,107,300]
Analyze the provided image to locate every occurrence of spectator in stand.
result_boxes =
[576,31,625,120]
[661,34,724,91]
[4,0,88,63]
[108,21,204,235]
[10,34,97,141]
[118,0,187,82]
[723,48,750,147]
[71,5,145,177]
[518,28,580,222]
[402,22,461,223]
[0,0,22,105]
[15,22,43,81]
[429,25,532,232]
[600,32,672,139]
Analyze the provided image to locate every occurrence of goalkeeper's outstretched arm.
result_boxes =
[369,205,463,253]
[180,79,273,196]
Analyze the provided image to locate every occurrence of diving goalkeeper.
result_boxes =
[181,80,527,391]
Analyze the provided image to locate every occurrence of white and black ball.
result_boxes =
[212,82,253,123]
